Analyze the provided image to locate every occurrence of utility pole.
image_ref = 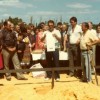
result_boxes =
[40,16,42,23]
[30,16,33,24]
[60,15,62,23]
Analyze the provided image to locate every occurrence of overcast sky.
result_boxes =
[0,0,100,24]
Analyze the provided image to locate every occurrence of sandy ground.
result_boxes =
[0,73,100,100]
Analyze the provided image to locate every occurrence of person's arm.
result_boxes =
[31,43,35,48]
[41,33,46,41]
[86,39,99,47]
[0,31,3,47]
[52,34,61,42]
[86,34,99,49]
[63,34,67,51]
[76,38,80,45]
[0,45,2,52]
[52,30,61,42]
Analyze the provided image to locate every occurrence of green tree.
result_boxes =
[8,16,23,25]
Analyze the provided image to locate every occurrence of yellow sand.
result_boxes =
[0,74,100,100]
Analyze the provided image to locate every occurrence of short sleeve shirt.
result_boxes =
[67,24,82,44]
[42,29,61,48]
[80,30,98,50]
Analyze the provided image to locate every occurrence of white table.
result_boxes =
[31,51,68,61]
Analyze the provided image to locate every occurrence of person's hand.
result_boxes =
[86,42,92,50]
[29,43,32,48]
[44,34,46,38]
[7,47,16,51]
[31,43,35,48]
[63,48,67,52]
[76,38,80,44]
[86,42,92,47]
[23,37,29,43]
[18,50,22,53]
[52,34,57,38]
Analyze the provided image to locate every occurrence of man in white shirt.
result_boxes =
[67,17,82,77]
[80,22,98,82]
[41,20,61,81]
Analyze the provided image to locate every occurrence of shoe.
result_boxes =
[56,78,60,81]
[17,76,28,80]
[69,72,74,77]
[87,80,93,84]
[76,76,82,79]
[91,69,95,74]
[44,77,50,81]
[17,77,28,80]
[6,77,11,81]
[87,79,92,83]
[82,79,87,82]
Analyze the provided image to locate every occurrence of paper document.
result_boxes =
[46,33,55,52]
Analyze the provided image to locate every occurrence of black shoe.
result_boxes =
[17,77,28,80]
[82,80,87,82]
[82,79,88,82]
[76,76,82,79]
[6,77,11,81]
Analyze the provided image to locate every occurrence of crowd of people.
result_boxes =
[0,16,100,83]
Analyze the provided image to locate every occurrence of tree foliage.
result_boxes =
[8,16,23,25]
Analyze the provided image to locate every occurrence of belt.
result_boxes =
[69,44,78,46]
[70,44,76,45]
[81,49,92,52]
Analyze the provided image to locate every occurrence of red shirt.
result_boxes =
[35,32,44,50]
[0,53,3,69]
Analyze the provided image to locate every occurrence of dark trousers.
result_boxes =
[45,49,60,79]
[17,52,24,62]
[68,44,81,75]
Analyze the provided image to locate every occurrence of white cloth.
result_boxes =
[46,33,55,51]
[30,63,46,78]
[97,33,100,38]
[31,51,68,61]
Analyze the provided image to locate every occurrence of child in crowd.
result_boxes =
[17,34,26,64]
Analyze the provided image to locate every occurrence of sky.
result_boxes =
[0,0,100,24]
